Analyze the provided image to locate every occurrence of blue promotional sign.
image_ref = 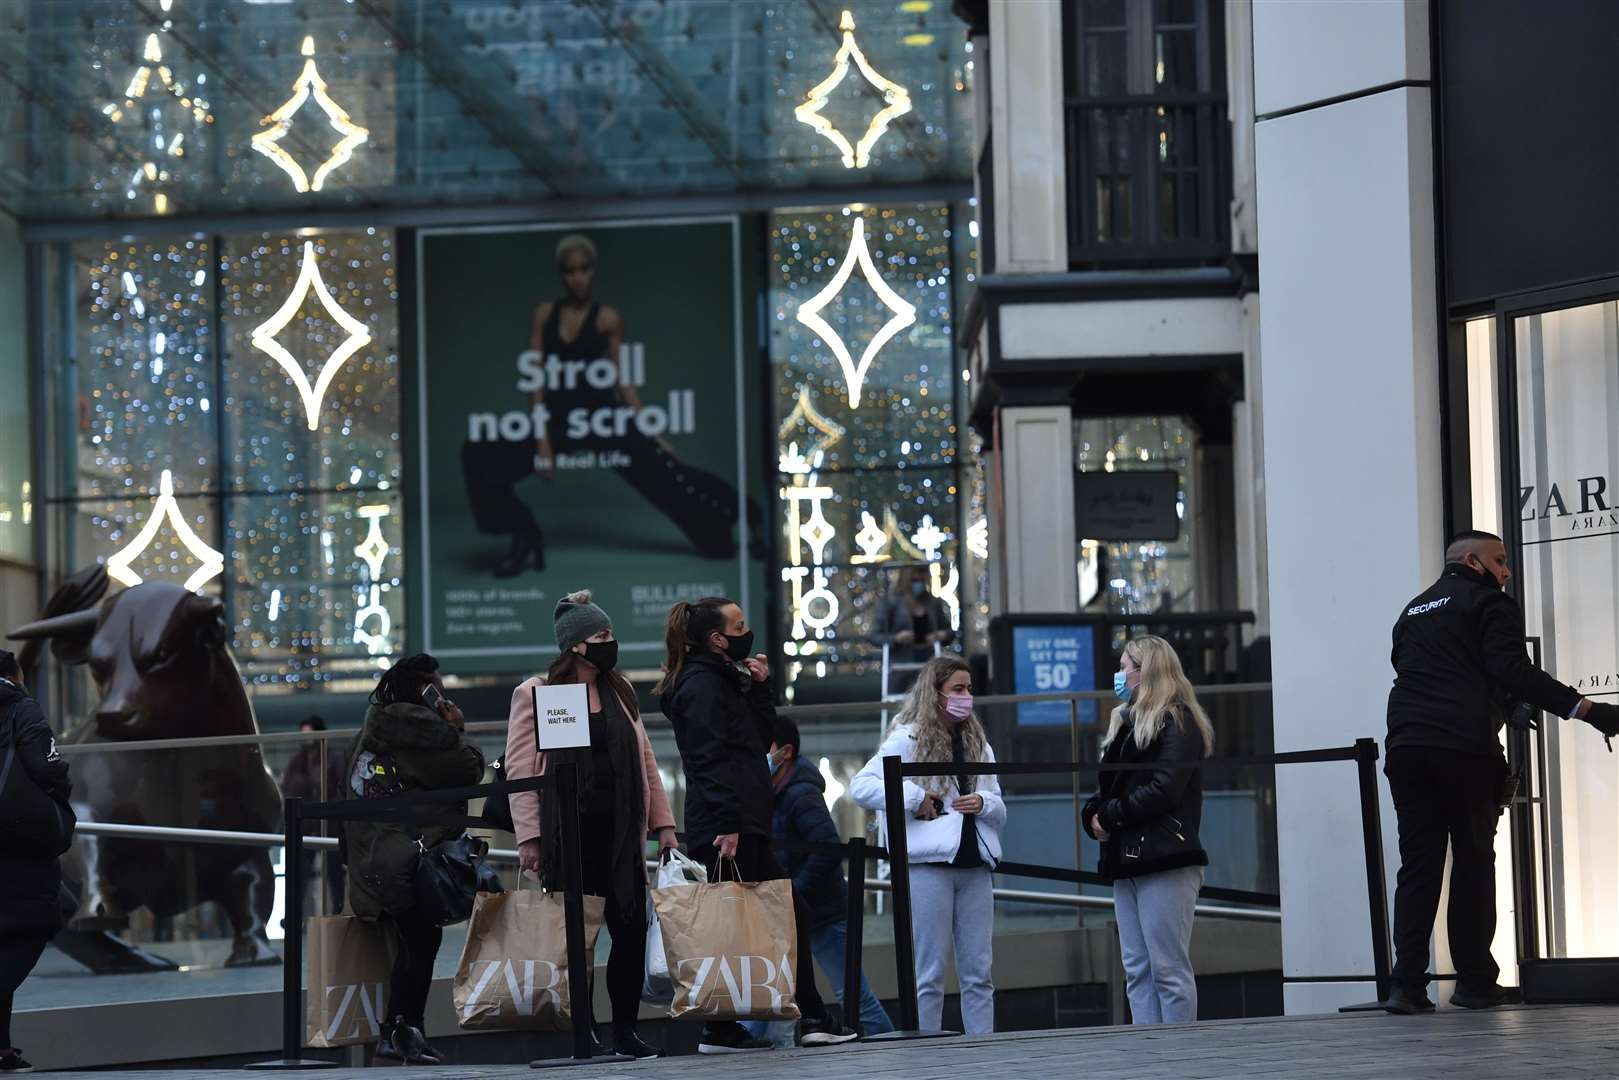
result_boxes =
[1011,624,1097,727]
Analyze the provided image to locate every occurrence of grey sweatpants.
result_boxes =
[910,864,995,1034]
[1113,864,1203,1024]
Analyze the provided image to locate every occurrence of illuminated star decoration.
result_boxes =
[105,469,224,593]
[777,384,847,461]
[352,504,392,655]
[250,240,373,431]
[104,9,214,216]
[794,9,914,169]
[931,561,962,632]
[967,517,989,560]
[852,508,927,564]
[795,216,917,408]
[252,36,369,193]
[910,514,949,561]
[852,512,889,563]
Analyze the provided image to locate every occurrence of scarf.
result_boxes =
[539,682,645,921]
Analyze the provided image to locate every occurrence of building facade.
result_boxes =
[1256,0,1619,1011]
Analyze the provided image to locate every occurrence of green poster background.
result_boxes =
[417,219,749,669]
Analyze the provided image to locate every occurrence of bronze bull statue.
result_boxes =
[9,567,283,972]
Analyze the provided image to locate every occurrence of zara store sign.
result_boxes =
[1521,475,1619,535]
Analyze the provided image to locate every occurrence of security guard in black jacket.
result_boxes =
[1383,530,1619,1015]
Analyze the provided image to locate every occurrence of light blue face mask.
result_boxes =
[1113,671,1133,702]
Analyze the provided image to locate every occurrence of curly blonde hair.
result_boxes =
[891,655,985,796]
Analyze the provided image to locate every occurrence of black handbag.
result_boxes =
[479,754,516,833]
[413,832,503,927]
[0,704,76,860]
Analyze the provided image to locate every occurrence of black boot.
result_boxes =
[493,525,545,577]
[1382,984,1435,1015]
[613,1026,663,1059]
[1450,982,1511,1009]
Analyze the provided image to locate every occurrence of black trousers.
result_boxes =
[0,933,52,1050]
[578,813,648,1033]
[696,834,828,1031]
[386,906,443,1030]
[1386,746,1506,992]
[459,436,743,557]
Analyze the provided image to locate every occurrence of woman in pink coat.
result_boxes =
[505,590,676,1059]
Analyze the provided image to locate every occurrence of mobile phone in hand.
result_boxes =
[421,683,445,711]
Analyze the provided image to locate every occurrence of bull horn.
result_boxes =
[7,609,100,640]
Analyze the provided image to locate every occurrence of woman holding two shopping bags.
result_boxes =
[506,590,678,1061]
[656,596,858,1054]
[851,655,1005,1035]
[1082,635,1214,1025]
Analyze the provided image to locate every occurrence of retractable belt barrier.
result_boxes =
[247,768,617,1071]
[881,737,1391,1030]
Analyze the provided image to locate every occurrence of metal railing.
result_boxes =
[880,736,1391,1033]
[66,820,1278,925]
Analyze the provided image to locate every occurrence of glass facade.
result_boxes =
[46,229,403,693]
[1073,415,1194,614]
[767,203,964,694]
[34,206,970,706]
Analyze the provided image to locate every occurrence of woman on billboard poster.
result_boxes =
[460,233,758,578]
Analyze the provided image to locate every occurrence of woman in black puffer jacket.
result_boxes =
[344,654,484,1065]
[1083,635,1213,1026]
[0,651,73,1075]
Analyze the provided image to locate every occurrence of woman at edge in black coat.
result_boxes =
[0,650,72,1075]
[1083,635,1214,1026]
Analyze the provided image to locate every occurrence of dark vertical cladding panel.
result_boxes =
[1442,0,1619,306]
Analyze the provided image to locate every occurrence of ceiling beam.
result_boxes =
[353,0,587,199]
[17,179,975,240]
[574,0,745,184]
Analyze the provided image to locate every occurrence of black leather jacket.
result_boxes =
[1082,707,1208,882]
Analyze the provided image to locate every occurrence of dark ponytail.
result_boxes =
[370,652,440,706]
[653,596,733,695]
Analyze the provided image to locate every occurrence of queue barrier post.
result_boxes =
[842,836,866,1034]
[245,796,338,1070]
[860,756,958,1042]
[1339,737,1396,1013]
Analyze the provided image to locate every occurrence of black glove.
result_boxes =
[1583,701,1619,741]
[1505,701,1539,732]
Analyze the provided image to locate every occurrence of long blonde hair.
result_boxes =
[1102,635,1214,756]
[891,655,986,796]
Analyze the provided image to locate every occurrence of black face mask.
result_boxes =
[1459,558,1505,591]
[581,640,619,673]
[720,628,755,662]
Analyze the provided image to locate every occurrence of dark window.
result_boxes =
[1063,0,1229,266]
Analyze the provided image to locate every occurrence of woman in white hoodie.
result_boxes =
[851,656,1005,1034]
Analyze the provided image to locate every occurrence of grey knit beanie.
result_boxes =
[554,589,611,653]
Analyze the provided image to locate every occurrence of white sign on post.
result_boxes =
[533,683,591,750]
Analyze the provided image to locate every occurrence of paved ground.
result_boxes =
[69,1004,1619,1078]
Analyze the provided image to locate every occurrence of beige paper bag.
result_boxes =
[452,888,606,1030]
[304,915,397,1048]
[650,879,801,1021]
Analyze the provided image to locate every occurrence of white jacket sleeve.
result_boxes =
[975,739,1008,830]
[850,726,926,814]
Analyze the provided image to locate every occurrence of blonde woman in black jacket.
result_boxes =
[1082,635,1213,1024]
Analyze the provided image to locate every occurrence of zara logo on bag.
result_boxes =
[459,959,566,1020]
[675,953,797,1016]
[323,981,388,1042]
